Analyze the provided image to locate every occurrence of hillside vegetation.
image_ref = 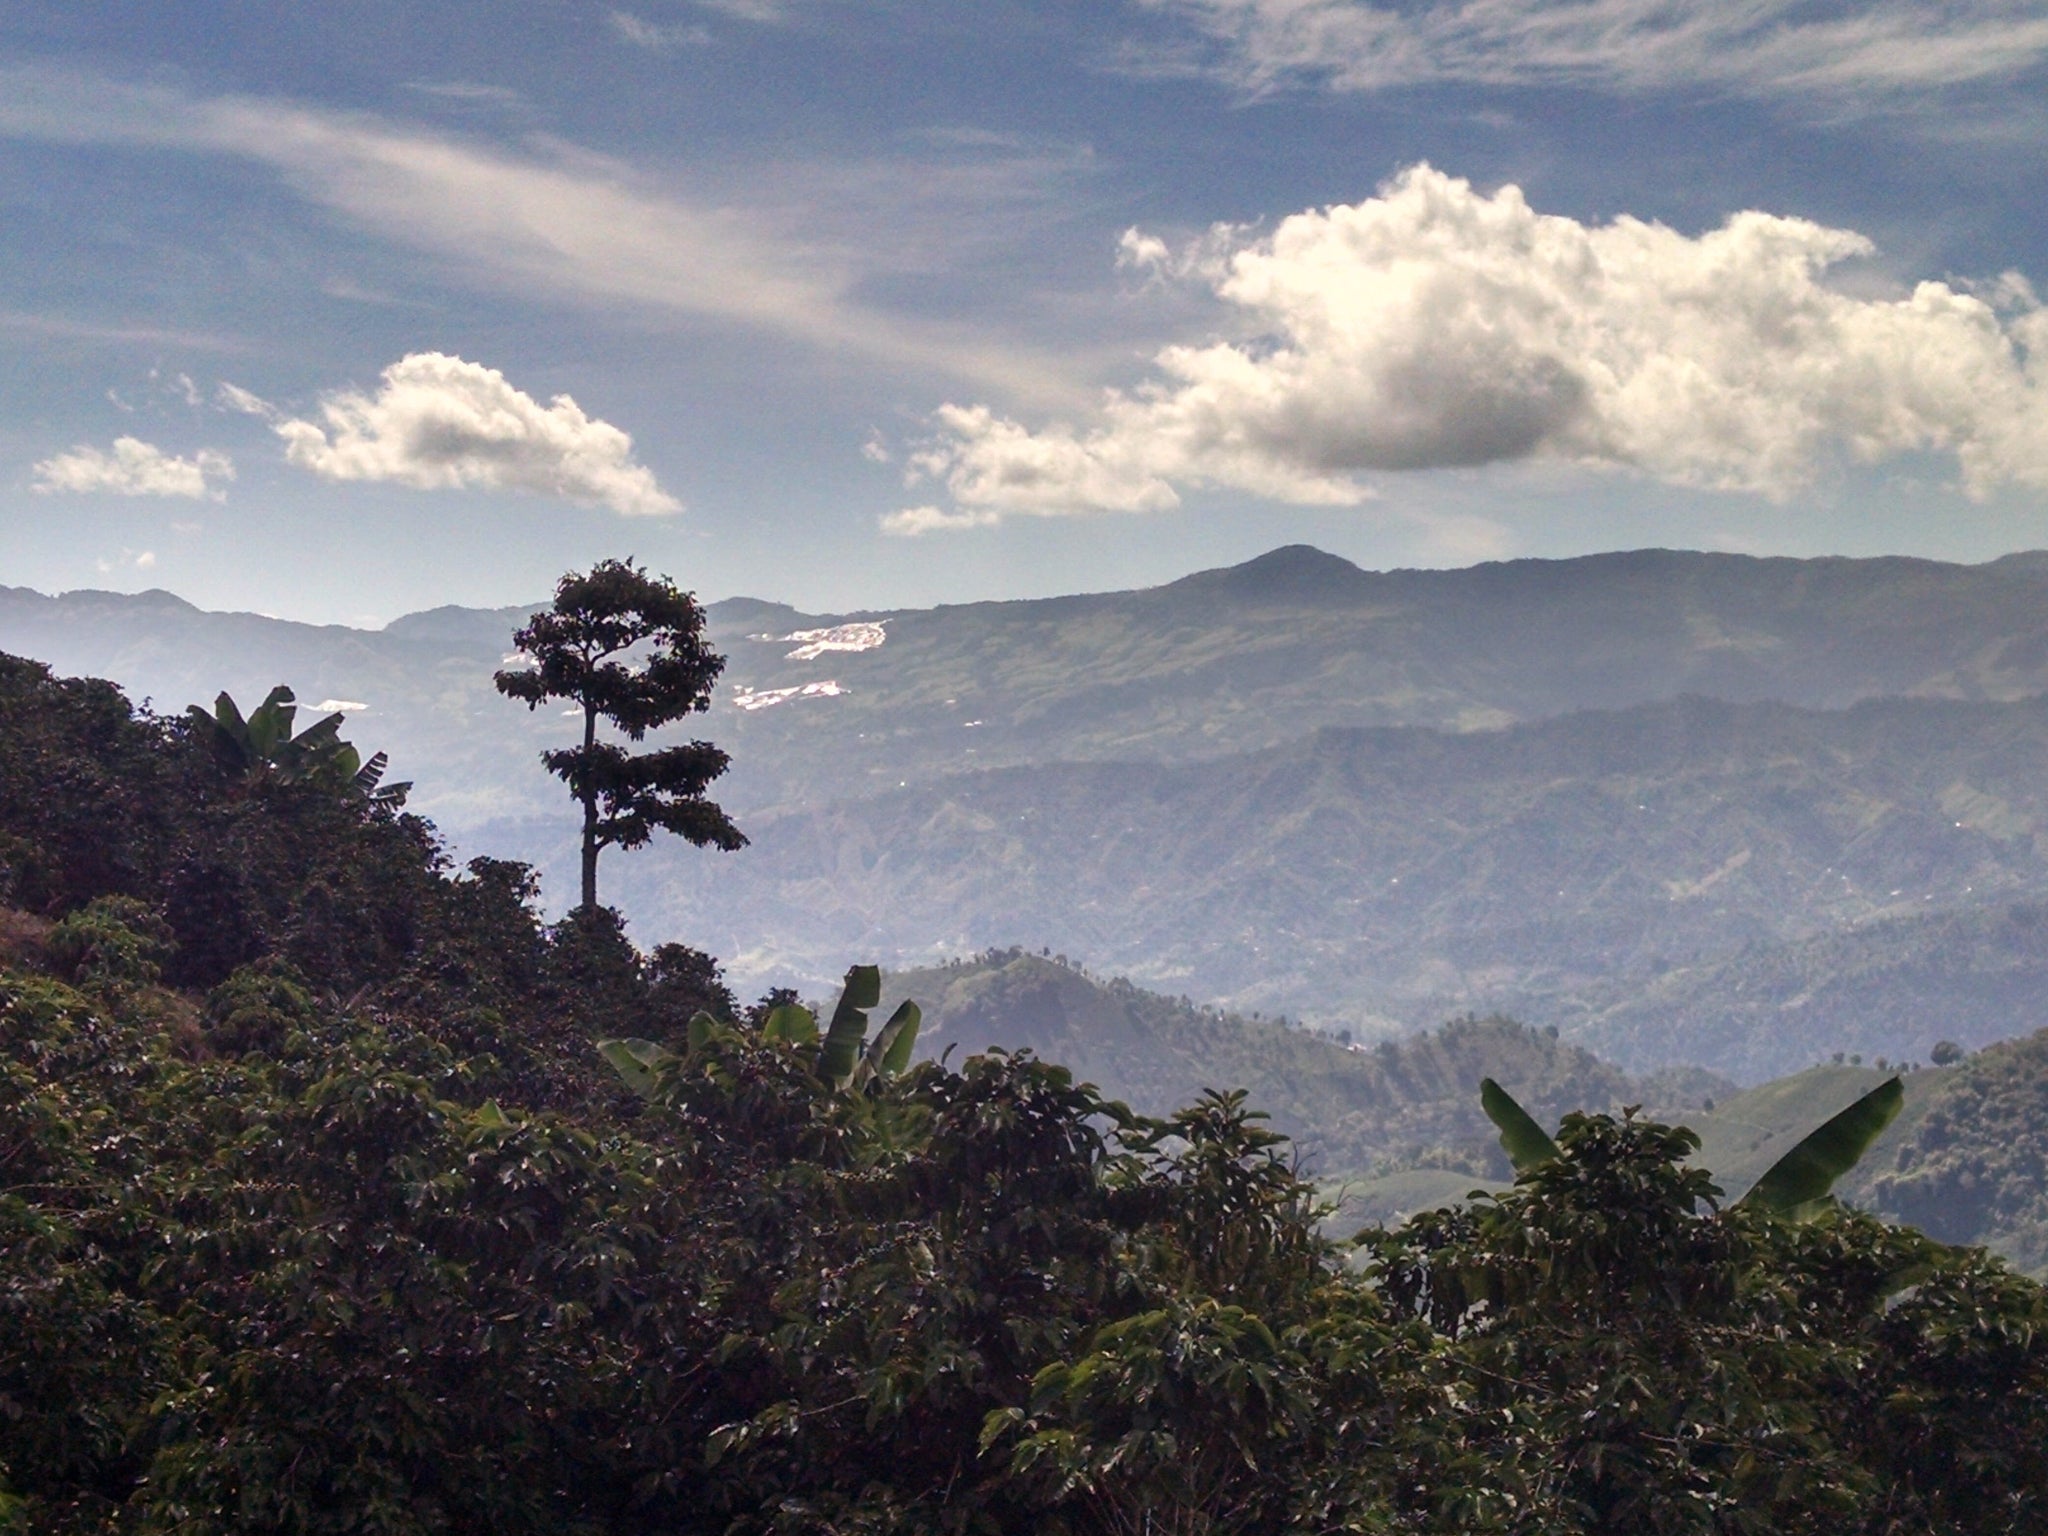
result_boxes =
[885,950,1729,1181]
[884,951,2048,1275]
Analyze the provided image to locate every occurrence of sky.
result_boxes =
[4,1,2048,624]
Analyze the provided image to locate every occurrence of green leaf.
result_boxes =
[760,1003,818,1047]
[597,1036,674,1099]
[244,685,297,759]
[1742,1076,1904,1217]
[685,1011,721,1057]
[876,1000,921,1076]
[1480,1077,1560,1173]
[817,964,880,1087]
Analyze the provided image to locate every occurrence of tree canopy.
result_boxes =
[494,559,744,909]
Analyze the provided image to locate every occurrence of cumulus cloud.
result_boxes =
[1137,0,2048,103]
[33,436,233,499]
[254,352,679,515]
[901,165,2048,525]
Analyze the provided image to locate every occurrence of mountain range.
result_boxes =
[7,544,2048,1081]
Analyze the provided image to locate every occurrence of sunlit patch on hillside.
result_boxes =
[733,680,849,711]
[752,622,887,660]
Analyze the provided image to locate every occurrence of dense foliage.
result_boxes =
[5,652,2047,1532]
[1871,1027,2048,1277]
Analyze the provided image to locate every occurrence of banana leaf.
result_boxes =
[761,1003,819,1047]
[685,1011,722,1057]
[862,1000,921,1080]
[1481,1077,1560,1173]
[817,965,881,1087]
[598,1036,674,1100]
[1742,1076,1904,1217]
[878,1000,921,1075]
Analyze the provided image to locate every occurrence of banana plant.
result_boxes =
[187,685,409,805]
[598,963,921,1102]
[814,964,922,1092]
[1479,1074,1904,1220]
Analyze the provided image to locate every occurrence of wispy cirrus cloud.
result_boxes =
[1130,0,2048,105]
[33,436,234,499]
[608,11,714,51]
[225,352,680,515]
[0,309,247,352]
[894,165,2048,529]
[0,65,1086,405]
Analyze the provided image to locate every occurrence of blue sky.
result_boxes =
[4,1,2048,623]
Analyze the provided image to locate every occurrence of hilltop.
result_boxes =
[881,948,1729,1182]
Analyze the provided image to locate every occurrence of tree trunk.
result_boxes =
[580,701,600,910]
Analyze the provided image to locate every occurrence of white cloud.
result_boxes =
[903,165,2048,524]
[907,405,1182,517]
[608,11,712,50]
[693,0,794,21]
[33,436,234,499]
[1137,0,2048,104]
[217,381,277,418]
[262,351,680,515]
[0,310,245,352]
[93,547,160,574]
[402,80,526,106]
[880,503,1004,535]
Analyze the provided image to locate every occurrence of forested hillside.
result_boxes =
[884,949,1728,1181]
[6,651,2048,1531]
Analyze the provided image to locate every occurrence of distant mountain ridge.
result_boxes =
[8,546,2048,1082]
[11,544,2048,823]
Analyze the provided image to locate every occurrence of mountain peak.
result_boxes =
[1174,544,1367,600]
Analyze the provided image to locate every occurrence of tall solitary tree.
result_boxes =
[494,559,745,910]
